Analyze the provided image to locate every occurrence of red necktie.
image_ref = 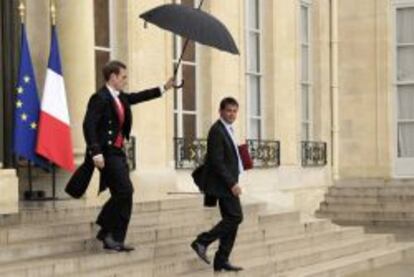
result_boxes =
[114,96,125,147]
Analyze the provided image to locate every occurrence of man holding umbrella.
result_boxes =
[83,61,175,251]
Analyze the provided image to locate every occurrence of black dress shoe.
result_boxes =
[214,262,243,272]
[96,229,107,241]
[102,234,123,251]
[191,241,210,264]
[119,244,135,252]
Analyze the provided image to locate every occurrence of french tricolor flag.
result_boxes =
[36,26,75,172]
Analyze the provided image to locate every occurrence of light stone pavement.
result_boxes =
[348,227,414,277]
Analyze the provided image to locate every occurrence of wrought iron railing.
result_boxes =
[301,141,327,167]
[124,136,136,171]
[174,138,207,169]
[174,137,280,169]
[246,139,280,168]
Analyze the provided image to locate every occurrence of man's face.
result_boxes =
[110,68,128,91]
[220,104,238,124]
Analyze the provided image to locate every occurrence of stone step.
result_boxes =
[0,213,331,268]
[315,210,414,227]
[166,234,395,277]
[283,242,414,277]
[335,179,414,187]
[317,206,414,220]
[324,195,414,205]
[54,230,387,277]
[0,202,269,246]
[319,201,414,212]
[0,207,265,264]
[327,186,414,198]
[0,218,338,276]
[0,197,205,226]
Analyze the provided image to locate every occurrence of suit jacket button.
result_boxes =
[108,141,112,145]
[108,130,113,135]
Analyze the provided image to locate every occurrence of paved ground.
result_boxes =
[348,257,414,277]
[348,226,414,277]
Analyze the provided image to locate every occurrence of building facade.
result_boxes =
[0,0,412,215]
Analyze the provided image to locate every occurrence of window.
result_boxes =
[246,0,262,139]
[300,1,312,141]
[94,0,112,88]
[395,5,414,157]
[173,0,198,140]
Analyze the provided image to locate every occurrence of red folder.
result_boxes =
[238,144,253,170]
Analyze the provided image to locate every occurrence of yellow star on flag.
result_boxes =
[17,87,24,94]
[16,100,23,108]
[30,122,37,129]
[24,75,30,83]
[21,113,28,121]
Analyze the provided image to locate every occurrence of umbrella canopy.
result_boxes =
[140,3,239,55]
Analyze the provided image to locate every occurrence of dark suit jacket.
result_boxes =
[203,120,240,198]
[66,86,162,197]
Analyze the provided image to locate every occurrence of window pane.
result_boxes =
[174,113,178,137]
[181,0,195,8]
[302,123,310,141]
[173,36,178,60]
[183,40,195,62]
[397,8,414,44]
[249,119,261,140]
[248,32,260,72]
[301,45,309,82]
[182,65,196,111]
[183,114,196,139]
[302,85,309,121]
[94,0,110,47]
[397,46,414,81]
[398,122,414,157]
[248,0,260,29]
[301,6,309,43]
[398,85,414,120]
[249,75,261,117]
[95,50,110,89]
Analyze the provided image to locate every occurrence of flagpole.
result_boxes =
[50,0,56,26]
[18,0,34,200]
[18,1,26,24]
[49,0,57,200]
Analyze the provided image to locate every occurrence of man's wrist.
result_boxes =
[93,154,103,161]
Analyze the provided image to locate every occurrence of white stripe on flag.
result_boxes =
[41,68,70,125]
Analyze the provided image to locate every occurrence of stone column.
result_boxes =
[55,0,96,155]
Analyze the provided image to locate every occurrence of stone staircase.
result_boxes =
[0,195,412,277]
[316,179,414,227]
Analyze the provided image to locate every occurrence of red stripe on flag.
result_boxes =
[36,111,75,172]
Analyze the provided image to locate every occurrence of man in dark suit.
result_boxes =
[82,60,174,252]
[191,97,244,272]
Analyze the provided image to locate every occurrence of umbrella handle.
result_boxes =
[173,79,185,89]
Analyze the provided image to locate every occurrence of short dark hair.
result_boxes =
[220,97,239,110]
[102,60,127,81]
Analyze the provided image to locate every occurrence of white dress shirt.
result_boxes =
[220,118,244,174]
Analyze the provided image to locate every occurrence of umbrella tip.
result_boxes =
[144,21,148,29]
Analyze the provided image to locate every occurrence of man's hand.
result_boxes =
[231,184,242,197]
[163,77,175,91]
[93,154,105,169]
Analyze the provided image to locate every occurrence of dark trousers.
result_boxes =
[196,196,243,264]
[96,148,133,243]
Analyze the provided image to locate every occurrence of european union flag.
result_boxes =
[13,24,46,167]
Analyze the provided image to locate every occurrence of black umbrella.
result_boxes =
[140,1,239,87]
